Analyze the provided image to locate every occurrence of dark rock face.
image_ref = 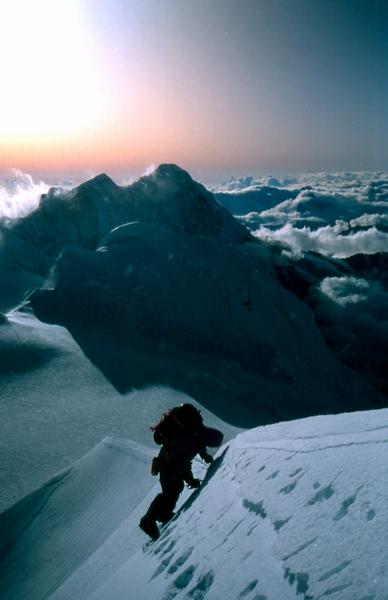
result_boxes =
[345,252,388,285]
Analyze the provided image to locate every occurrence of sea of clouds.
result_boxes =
[212,171,388,259]
[213,172,388,396]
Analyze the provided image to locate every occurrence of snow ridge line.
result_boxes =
[0,468,71,561]
[234,438,388,456]
[101,437,154,456]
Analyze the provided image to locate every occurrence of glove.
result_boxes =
[186,478,201,489]
[201,452,213,464]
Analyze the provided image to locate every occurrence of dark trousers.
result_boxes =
[145,467,184,523]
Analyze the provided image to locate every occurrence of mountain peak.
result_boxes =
[149,164,194,185]
[77,173,118,193]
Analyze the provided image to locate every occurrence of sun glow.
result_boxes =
[0,0,111,142]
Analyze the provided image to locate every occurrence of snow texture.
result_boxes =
[1,409,387,599]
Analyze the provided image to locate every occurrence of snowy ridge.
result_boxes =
[1,410,387,599]
[0,164,249,313]
[0,438,156,600]
[0,309,236,513]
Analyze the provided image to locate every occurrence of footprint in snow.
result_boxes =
[273,516,292,531]
[367,508,376,521]
[243,499,267,519]
[284,568,312,598]
[280,480,298,495]
[167,547,194,575]
[306,483,335,506]
[154,538,176,556]
[186,570,215,599]
[333,485,363,521]
[150,552,175,581]
[289,467,303,478]
[162,565,197,600]
[362,501,376,522]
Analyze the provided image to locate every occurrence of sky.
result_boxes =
[0,0,387,179]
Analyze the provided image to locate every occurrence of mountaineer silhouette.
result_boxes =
[139,403,223,540]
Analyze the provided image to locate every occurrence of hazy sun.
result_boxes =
[0,0,111,142]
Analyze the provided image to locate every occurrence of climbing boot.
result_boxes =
[139,516,160,540]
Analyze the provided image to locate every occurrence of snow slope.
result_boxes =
[0,309,236,511]
[1,409,387,599]
[0,439,156,600]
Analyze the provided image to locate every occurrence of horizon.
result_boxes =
[1,164,388,192]
[1,0,387,178]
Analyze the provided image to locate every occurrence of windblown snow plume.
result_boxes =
[0,171,75,224]
[0,170,50,222]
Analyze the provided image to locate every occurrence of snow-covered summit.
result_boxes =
[126,163,250,240]
[0,164,248,313]
[1,408,387,599]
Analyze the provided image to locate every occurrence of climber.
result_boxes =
[139,403,215,540]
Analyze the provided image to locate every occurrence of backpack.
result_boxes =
[151,404,203,445]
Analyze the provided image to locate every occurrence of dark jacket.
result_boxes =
[153,413,209,483]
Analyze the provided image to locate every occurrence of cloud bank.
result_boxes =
[214,171,388,198]
[0,170,50,222]
[252,223,388,258]
[213,171,388,259]
[0,171,78,226]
